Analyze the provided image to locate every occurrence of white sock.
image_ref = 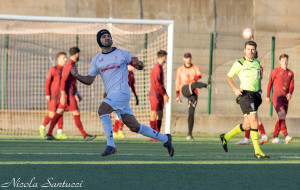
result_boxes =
[57,129,62,133]
[99,114,115,147]
[138,124,167,143]
[40,125,45,129]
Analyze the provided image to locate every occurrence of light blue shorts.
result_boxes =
[103,91,134,122]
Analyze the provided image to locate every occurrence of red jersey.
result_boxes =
[45,65,63,100]
[149,63,167,97]
[128,70,137,96]
[266,67,294,99]
[61,60,77,95]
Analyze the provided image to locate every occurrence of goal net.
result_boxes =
[0,15,174,137]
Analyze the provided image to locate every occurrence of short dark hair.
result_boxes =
[279,54,289,60]
[157,50,167,58]
[244,41,257,50]
[69,47,80,56]
[56,52,66,58]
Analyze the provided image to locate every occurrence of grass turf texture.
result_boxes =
[0,134,300,190]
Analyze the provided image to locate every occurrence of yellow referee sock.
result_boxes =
[224,124,243,142]
[250,129,265,156]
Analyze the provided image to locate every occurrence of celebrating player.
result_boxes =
[113,65,139,139]
[175,52,207,140]
[220,41,270,159]
[70,29,174,157]
[149,50,169,141]
[266,54,294,144]
[45,47,96,141]
[39,52,68,139]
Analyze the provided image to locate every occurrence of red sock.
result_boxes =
[273,120,280,137]
[74,115,87,137]
[47,114,62,135]
[119,121,124,131]
[280,119,288,136]
[42,115,51,127]
[156,120,162,132]
[113,120,119,133]
[258,124,266,136]
[150,120,156,130]
[57,115,63,130]
[244,130,250,139]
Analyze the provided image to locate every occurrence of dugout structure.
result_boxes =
[0,15,174,136]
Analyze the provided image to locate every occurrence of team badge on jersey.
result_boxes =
[250,103,255,110]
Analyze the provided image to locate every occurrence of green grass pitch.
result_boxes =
[1,134,300,189]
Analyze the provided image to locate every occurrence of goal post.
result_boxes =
[0,14,174,136]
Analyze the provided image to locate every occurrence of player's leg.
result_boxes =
[113,115,120,138]
[121,113,174,157]
[39,99,57,138]
[115,115,125,139]
[56,115,68,139]
[156,110,163,132]
[235,126,250,145]
[98,101,117,156]
[149,96,160,141]
[186,94,197,140]
[46,108,64,140]
[182,82,207,99]
[278,99,292,144]
[272,99,283,143]
[258,118,268,145]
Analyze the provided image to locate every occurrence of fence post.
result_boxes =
[269,36,275,116]
[207,33,214,115]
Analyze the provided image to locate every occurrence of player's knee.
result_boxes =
[129,125,140,133]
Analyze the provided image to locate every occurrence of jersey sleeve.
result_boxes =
[45,67,53,96]
[194,65,202,80]
[227,61,241,78]
[88,57,98,76]
[175,67,181,92]
[289,71,294,95]
[266,69,276,98]
[123,50,133,65]
[153,67,167,96]
[61,64,71,92]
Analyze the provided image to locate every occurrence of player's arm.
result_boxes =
[130,76,139,105]
[71,66,96,85]
[194,65,202,80]
[287,72,294,100]
[175,68,182,104]
[226,63,242,96]
[130,57,144,70]
[153,69,168,103]
[266,70,275,103]
[45,68,53,102]
[60,65,71,105]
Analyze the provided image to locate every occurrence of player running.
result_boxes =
[266,54,294,144]
[39,52,68,139]
[149,50,169,141]
[45,47,96,141]
[175,52,208,140]
[70,29,174,157]
[113,65,139,139]
[220,41,270,159]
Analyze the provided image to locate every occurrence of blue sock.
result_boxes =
[138,124,167,143]
[99,114,115,147]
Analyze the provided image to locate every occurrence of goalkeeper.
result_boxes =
[175,52,208,140]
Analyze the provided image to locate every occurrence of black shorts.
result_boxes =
[237,90,262,115]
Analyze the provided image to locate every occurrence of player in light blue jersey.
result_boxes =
[71,29,174,157]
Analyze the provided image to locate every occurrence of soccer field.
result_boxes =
[0,134,300,190]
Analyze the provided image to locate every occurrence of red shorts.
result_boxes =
[48,99,60,112]
[58,95,78,111]
[272,97,289,113]
[149,96,164,111]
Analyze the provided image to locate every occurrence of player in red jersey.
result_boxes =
[39,52,68,139]
[113,65,139,138]
[45,47,96,141]
[266,54,294,144]
[149,50,169,141]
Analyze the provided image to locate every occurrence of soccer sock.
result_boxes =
[273,120,280,137]
[224,124,243,142]
[119,122,124,131]
[245,130,250,139]
[47,113,62,135]
[42,115,51,127]
[57,115,63,130]
[137,124,168,143]
[113,120,119,133]
[150,120,156,130]
[258,124,266,136]
[156,120,162,132]
[74,115,87,137]
[250,129,265,156]
[100,114,115,147]
[191,82,207,89]
[279,119,288,136]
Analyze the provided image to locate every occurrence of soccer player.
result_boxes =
[235,51,269,145]
[45,47,96,141]
[70,29,174,157]
[113,65,139,139]
[220,41,270,159]
[39,52,68,139]
[149,50,169,141]
[175,52,207,140]
[266,54,294,144]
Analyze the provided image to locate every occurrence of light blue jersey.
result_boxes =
[88,48,132,95]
